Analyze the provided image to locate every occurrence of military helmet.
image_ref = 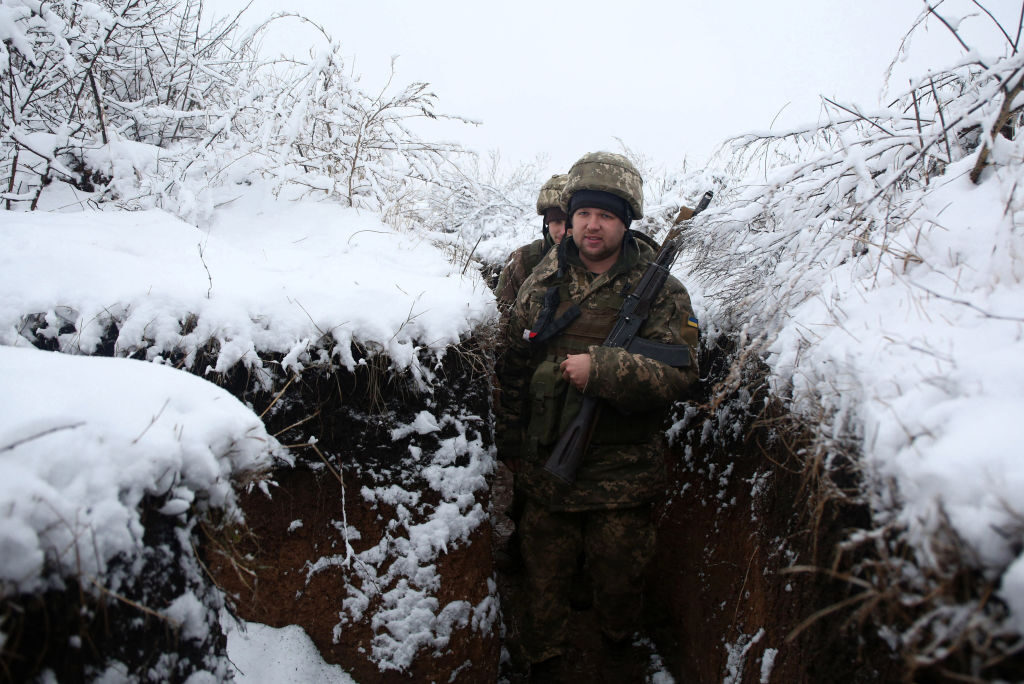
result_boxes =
[561,151,644,220]
[536,174,569,215]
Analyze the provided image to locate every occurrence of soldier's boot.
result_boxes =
[529,655,564,683]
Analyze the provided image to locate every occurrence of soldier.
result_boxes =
[495,151,700,679]
[492,173,569,572]
[494,173,569,318]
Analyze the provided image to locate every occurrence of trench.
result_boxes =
[0,318,980,682]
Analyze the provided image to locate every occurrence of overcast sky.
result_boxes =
[215,0,1017,176]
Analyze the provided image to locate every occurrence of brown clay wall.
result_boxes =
[645,382,900,683]
[207,338,501,682]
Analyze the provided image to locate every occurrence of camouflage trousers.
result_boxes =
[519,497,656,664]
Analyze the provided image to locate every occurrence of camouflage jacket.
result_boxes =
[494,234,555,318]
[495,233,700,511]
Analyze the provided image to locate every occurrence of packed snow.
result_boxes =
[0,187,495,375]
[224,616,356,683]
[0,344,282,593]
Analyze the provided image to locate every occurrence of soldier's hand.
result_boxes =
[560,353,591,392]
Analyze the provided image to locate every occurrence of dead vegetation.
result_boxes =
[656,4,1024,681]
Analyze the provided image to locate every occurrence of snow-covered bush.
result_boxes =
[421,152,549,275]
[1,0,247,209]
[1,0,475,225]
[680,4,1024,676]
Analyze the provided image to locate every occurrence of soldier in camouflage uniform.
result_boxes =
[495,152,700,677]
[492,174,569,573]
[495,173,569,320]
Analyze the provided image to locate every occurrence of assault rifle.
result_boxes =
[543,190,713,486]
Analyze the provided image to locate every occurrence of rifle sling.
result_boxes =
[528,282,582,346]
[625,337,691,368]
[531,301,581,345]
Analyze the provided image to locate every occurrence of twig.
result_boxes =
[346,229,391,245]
[785,589,875,643]
[462,235,483,275]
[271,410,321,438]
[310,443,359,570]
[929,78,954,167]
[925,2,976,57]
[911,281,1024,321]
[88,71,108,145]
[291,298,328,340]
[1016,3,1024,53]
[197,242,213,299]
[89,577,182,628]
[258,373,297,419]
[732,543,759,625]
[970,1,1016,49]
[132,399,170,444]
[823,97,896,137]
[911,84,929,183]
[0,422,85,453]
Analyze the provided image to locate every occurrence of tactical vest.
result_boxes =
[524,269,665,459]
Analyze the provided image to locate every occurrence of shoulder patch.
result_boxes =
[686,316,699,329]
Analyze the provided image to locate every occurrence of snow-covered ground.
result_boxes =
[0,184,500,679]
[0,344,281,592]
[224,616,356,683]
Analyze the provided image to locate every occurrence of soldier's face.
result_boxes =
[572,207,626,266]
[548,219,567,244]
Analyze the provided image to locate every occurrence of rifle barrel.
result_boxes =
[693,190,714,216]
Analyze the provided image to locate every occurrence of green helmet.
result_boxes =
[561,151,644,220]
[536,174,569,215]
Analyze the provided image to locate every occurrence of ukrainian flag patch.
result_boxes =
[686,316,699,329]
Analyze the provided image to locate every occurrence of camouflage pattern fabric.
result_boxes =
[519,499,656,663]
[494,233,700,511]
[494,235,554,318]
[559,152,644,219]
[536,174,569,215]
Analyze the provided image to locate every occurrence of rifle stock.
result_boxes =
[544,396,599,485]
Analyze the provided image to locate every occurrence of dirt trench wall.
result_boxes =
[208,339,501,682]
[1,497,231,683]
[3,312,500,682]
[646,352,900,684]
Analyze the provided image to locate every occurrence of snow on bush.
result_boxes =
[678,5,1024,670]
[0,0,476,227]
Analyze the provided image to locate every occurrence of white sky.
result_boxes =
[221,0,1013,174]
